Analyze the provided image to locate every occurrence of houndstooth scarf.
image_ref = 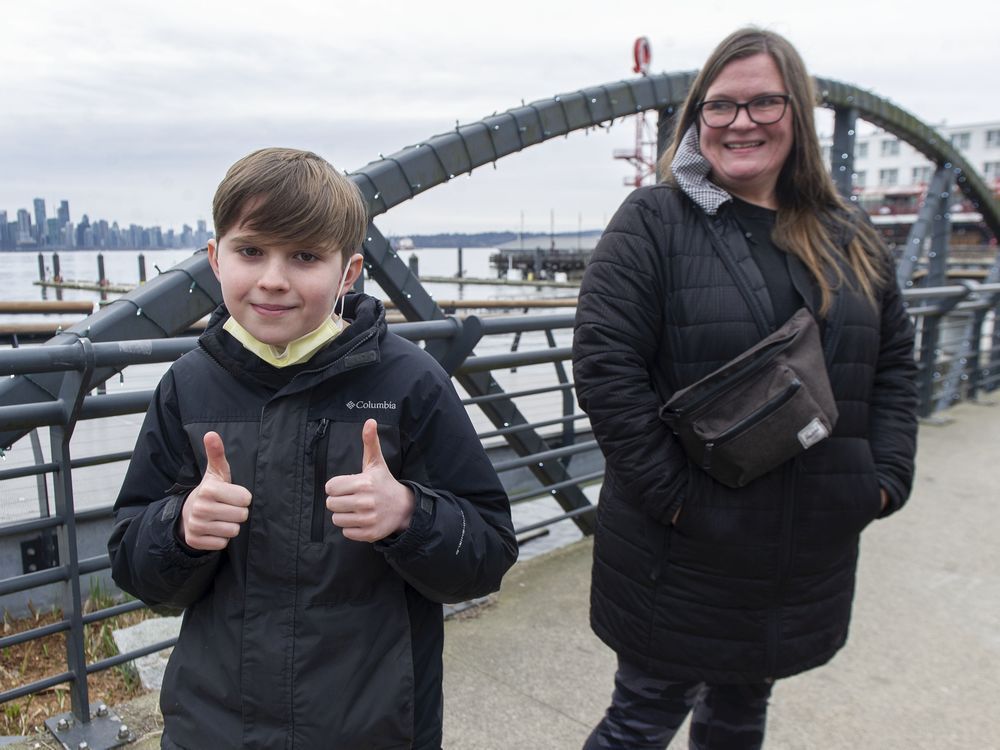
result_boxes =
[670,124,732,216]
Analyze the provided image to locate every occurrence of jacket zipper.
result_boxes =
[308,418,331,543]
[701,378,802,472]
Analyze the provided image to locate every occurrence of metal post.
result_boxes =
[49,338,97,722]
[898,167,954,288]
[831,106,858,200]
[38,252,46,282]
[968,309,987,400]
[992,304,1000,393]
[942,257,1000,406]
[30,429,51,518]
[545,329,576,450]
[456,247,463,279]
[52,252,62,282]
[408,253,419,278]
[926,192,952,289]
[934,314,974,412]
[138,253,147,283]
[97,253,107,287]
[916,315,939,418]
[917,291,968,417]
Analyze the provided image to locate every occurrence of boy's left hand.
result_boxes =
[325,419,415,542]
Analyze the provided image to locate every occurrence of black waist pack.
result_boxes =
[660,307,839,488]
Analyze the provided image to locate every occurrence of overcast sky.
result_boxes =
[2,0,996,236]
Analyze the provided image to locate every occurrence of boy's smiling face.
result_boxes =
[208,217,362,348]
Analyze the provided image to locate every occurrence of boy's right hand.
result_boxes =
[179,432,252,551]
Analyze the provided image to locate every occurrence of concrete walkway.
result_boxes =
[443,400,1000,749]
[10,400,1000,749]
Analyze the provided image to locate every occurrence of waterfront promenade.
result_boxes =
[8,399,998,749]
[444,405,1000,747]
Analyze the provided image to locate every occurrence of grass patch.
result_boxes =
[0,578,159,736]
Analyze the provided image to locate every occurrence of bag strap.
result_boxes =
[702,213,772,339]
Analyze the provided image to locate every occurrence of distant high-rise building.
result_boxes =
[57,200,70,226]
[0,210,9,250]
[16,209,33,246]
[195,219,208,248]
[33,198,47,244]
[47,218,61,246]
[75,214,91,248]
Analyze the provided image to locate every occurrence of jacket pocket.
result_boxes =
[308,418,331,543]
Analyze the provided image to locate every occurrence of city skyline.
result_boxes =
[0,196,212,251]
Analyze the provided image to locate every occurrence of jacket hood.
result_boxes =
[670,123,732,216]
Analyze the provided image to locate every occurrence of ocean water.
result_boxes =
[0,248,591,560]
[1,246,572,321]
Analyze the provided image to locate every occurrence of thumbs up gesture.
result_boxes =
[179,431,253,551]
[325,419,415,542]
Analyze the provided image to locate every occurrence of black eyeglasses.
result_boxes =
[697,94,791,128]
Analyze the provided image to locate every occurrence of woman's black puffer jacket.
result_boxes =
[572,182,918,683]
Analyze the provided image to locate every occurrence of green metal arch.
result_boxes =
[815,77,1000,241]
[351,72,998,244]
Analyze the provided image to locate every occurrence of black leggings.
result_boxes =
[583,658,773,750]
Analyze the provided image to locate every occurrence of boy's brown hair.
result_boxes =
[213,148,368,261]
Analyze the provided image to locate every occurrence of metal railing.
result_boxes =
[1,282,999,740]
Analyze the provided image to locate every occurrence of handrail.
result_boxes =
[1,282,998,731]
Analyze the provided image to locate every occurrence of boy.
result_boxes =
[108,148,518,749]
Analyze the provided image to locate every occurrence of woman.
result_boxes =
[572,28,918,750]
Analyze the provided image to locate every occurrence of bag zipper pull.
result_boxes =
[702,442,714,472]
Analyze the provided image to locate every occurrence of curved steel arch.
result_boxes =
[815,77,1000,241]
[353,73,998,243]
[349,71,696,221]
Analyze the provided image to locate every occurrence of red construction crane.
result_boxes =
[613,37,658,188]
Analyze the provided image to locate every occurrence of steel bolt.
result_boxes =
[78,743,89,750]
[56,718,70,731]
[118,724,130,740]
[96,703,109,717]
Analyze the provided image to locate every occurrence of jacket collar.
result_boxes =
[670,124,732,216]
[199,293,387,391]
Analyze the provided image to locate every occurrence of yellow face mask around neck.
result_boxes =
[223,256,356,368]
[223,315,343,368]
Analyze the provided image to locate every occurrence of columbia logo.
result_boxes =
[346,400,397,410]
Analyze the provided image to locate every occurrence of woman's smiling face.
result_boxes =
[698,53,794,209]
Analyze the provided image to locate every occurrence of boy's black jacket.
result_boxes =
[108,293,517,750]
